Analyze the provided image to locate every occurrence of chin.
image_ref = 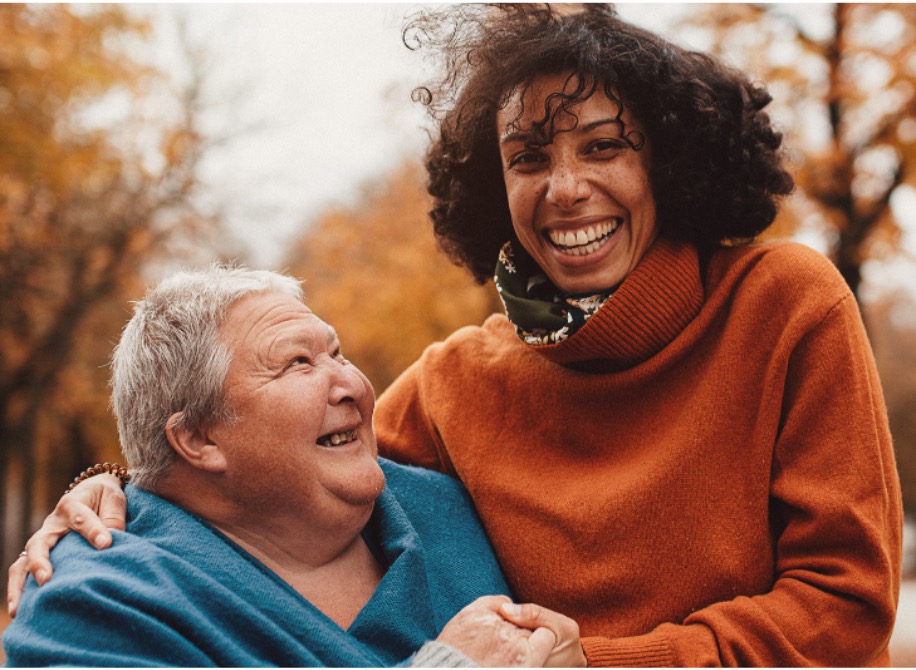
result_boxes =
[351,460,387,505]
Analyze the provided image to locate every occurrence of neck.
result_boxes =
[150,470,385,629]
[219,523,385,629]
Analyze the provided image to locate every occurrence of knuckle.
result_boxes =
[561,614,580,636]
[517,602,543,621]
[507,647,529,667]
[55,495,76,514]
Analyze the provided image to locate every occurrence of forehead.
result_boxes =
[498,72,631,134]
[220,291,335,354]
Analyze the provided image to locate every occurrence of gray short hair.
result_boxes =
[110,265,303,488]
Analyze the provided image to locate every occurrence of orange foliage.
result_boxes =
[0,4,217,582]
[284,162,501,392]
[682,4,916,297]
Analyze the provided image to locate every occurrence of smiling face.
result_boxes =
[497,73,659,294]
[210,291,385,531]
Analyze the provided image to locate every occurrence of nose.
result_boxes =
[545,162,590,208]
[327,358,369,406]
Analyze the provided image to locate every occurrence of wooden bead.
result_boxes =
[65,462,131,494]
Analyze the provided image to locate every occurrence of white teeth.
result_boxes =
[547,219,621,256]
[318,429,357,447]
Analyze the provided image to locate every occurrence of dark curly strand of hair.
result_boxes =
[404,3,795,284]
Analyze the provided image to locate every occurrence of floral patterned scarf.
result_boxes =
[493,241,613,346]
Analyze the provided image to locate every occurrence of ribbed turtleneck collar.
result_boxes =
[532,236,704,371]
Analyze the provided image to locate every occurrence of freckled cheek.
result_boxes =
[505,187,539,238]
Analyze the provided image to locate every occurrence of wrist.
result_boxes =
[65,462,131,494]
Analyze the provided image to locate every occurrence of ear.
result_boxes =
[165,412,228,473]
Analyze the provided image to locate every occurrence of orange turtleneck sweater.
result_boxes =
[375,237,902,667]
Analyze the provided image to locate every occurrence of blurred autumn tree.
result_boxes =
[0,5,223,582]
[680,3,916,302]
[869,293,916,517]
[284,161,501,393]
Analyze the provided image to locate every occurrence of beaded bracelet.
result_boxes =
[65,462,131,494]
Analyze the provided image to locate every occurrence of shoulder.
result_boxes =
[379,314,520,417]
[41,487,175,569]
[379,457,474,512]
[27,487,244,607]
[376,458,510,596]
[707,241,853,318]
[22,487,206,598]
[425,313,515,354]
[414,313,524,378]
[3,508,215,667]
[378,458,492,552]
[711,240,846,289]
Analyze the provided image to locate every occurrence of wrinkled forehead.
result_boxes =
[220,291,331,351]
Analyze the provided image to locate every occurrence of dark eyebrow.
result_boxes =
[499,117,622,146]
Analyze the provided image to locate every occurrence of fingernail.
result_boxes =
[35,569,48,585]
[501,603,521,617]
[93,533,109,549]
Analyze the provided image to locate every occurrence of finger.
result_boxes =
[59,498,114,549]
[24,529,62,586]
[500,602,548,629]
[501,603,580,650]
[7,556,29,618]
[502,602,585,666]
[527,627,558,665]
[25,498,110,586]
[465,594,513,615]
[98,486,128,532]
[63,474,125,545]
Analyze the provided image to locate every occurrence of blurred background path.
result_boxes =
[891,579,916,666]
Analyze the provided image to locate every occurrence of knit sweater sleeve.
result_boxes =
[581,292,902,667]
[376,353,457,476]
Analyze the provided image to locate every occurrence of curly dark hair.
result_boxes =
[404,3,795,284]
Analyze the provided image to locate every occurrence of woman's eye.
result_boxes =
[506,151,545,170]
[588,139,625,156]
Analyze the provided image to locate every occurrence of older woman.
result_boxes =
[10,5,902,667]
[3,266,582,667]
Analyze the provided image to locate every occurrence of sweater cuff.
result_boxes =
[410,641,476,668]
[581,634,674,667]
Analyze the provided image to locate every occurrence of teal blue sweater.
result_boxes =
[3,459,510,667]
